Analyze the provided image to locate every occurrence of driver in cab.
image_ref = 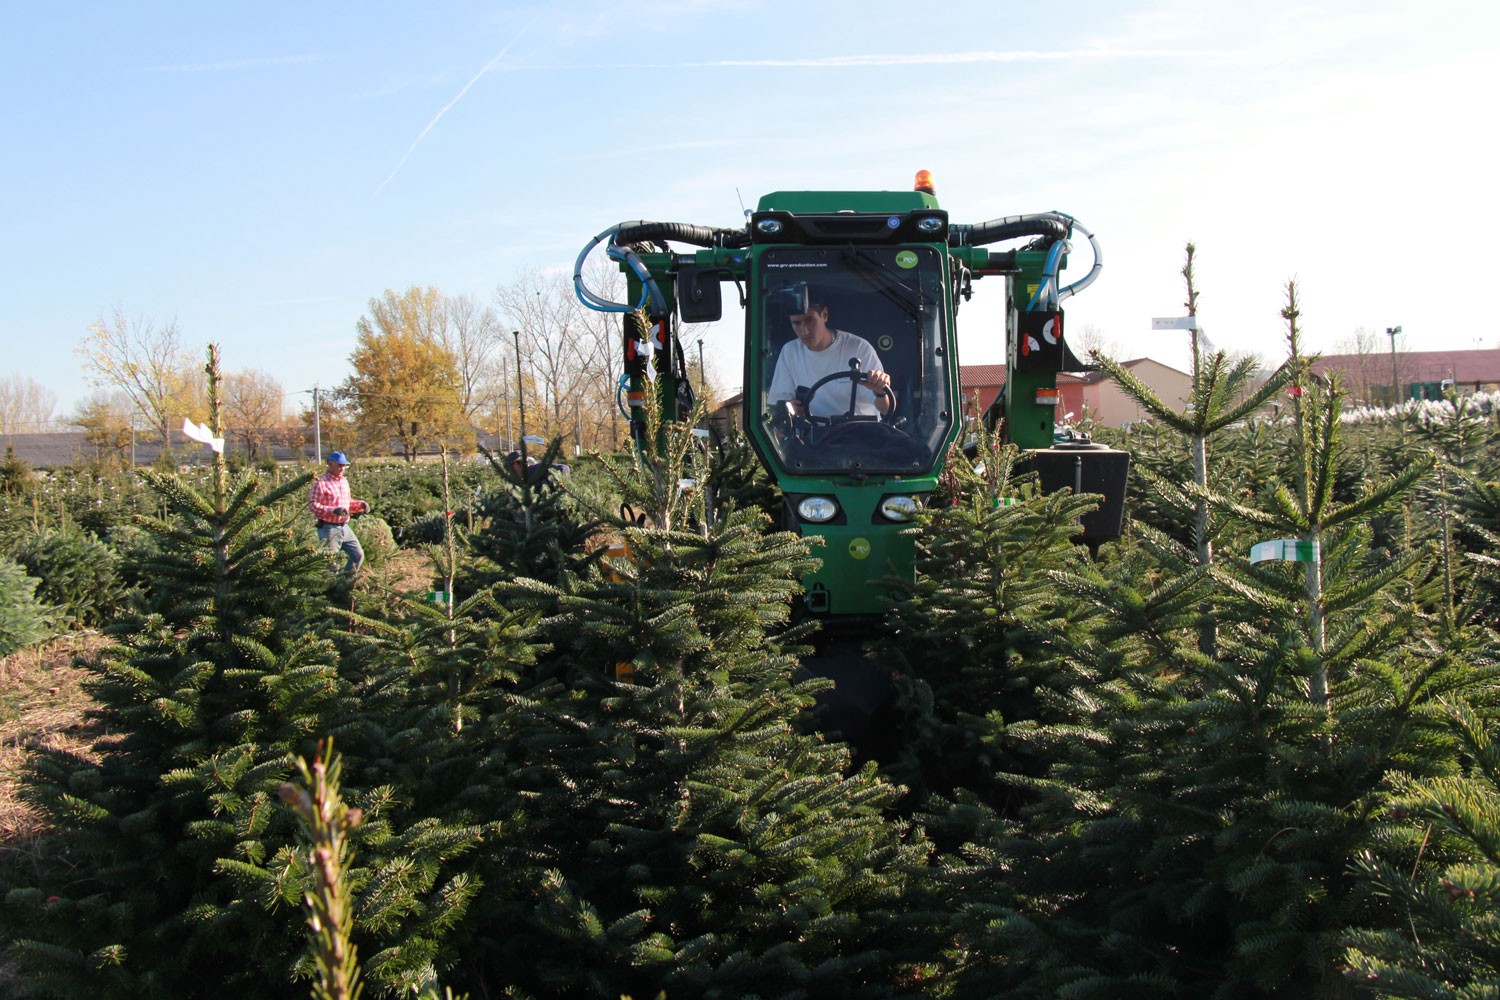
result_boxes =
[768,292,893,420]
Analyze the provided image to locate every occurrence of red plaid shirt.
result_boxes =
[309,472,352,524]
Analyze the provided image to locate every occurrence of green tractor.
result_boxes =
[575,170,1128,625]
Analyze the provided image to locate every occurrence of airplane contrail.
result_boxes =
[377,13,541,193]
[690,49,1220,68]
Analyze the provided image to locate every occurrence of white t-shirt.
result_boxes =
[768,329,885,418]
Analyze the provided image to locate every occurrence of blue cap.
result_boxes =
[327,451,350,465]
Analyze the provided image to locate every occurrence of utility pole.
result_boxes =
[500,354,511,451]
[1387,326,1403,406]
[312,385,322,462]
[611,338,621,449]
[513,330,529,461]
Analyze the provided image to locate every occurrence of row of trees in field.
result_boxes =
[5,252,1500,997]
[19,261,724,465]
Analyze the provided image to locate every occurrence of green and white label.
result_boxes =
[894,250,918,269]
[1249,539,1320,564]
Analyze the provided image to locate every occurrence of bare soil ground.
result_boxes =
[0,549,433,844]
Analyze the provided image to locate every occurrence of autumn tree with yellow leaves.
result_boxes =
[340,286,470,461]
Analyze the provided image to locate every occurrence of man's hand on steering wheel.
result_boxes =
[864,370,894,414]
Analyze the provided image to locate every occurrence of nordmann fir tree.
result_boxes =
[458,437,604,596]
[474,396,933,999]
[868,432,1145,995]
[1447,469,1500,622]
[1336,419,1500,995]
[877,433,1107,814]
[312,464,533,993]
[941,281,1479,996]
[239,444,535,994]
[3,345,343,997]
[1213,283,1434,708]
[1090,241,1297,656]
[1343,699,1500,996]
[275,737,482,1000]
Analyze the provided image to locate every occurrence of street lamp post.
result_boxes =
[1387,326,1403,406]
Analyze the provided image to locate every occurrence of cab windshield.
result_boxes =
[754,245,953,476]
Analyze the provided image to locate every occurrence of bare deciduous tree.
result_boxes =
[441,293,504,425]
[1331,325,1384,404]
[495,268,592,444]
[1073,323,1122,364]
[0,373,59,434]
[76,310,197,448]
[573,257,628,450]
[223,369,286,461]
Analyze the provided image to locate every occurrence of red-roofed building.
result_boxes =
[958,358,1191,428]
[1310,348,1500,404]
[959,364,1008,416]
[1072,358,1191,427]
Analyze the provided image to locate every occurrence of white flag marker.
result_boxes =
[182,417,225,454]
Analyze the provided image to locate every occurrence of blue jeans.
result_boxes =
[317,522,364,575]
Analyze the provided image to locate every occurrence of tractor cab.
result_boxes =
[751,247,955,480]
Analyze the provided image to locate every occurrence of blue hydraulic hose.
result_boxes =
[573,224,672,318]
[616,373,632,418]
[1056,215,1102,303]
[1026,240,1067,312]
[606,244,668,318]
[574,226,653,314]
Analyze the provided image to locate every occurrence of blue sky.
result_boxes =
[3,1,1495,418]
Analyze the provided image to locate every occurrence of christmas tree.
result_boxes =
[5,346,343,996]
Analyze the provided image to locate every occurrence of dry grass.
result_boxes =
[1,633,104,995]
[0,633,103,853]
[382,547,436,595]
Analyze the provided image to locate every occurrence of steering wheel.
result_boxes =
[800,369,897,425]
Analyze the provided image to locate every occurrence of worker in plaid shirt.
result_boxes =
[308,451,365,575]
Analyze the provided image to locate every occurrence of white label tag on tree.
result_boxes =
[1250,538,1320,564]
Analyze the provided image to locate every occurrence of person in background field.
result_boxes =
[308,451,365,575]
[504,450,534,480]
[505,450,571,485]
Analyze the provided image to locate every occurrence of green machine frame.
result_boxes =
[575,174,1118,621]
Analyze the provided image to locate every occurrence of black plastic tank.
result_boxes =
[1027,439,1131,549]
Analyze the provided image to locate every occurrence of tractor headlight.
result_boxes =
[878,495,920,522]
[797,496,839,523]
[755,218,784,235]
[915,215,944,233]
